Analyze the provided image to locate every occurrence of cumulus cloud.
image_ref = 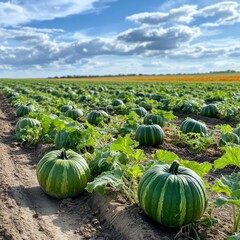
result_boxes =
[198,1,240,27]
[1,1,240,77]
[126,5,197,25]
[0,0,101,26]
[118,25,201,50]
[126,1,240,27]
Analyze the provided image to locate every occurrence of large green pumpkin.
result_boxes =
[135,124,164,147]
[15,117,41,132]
[36,149,90,199]
[143,114,165,127]
[138,160,208,227]
[16,104,35,117]
[87,110,110,125]
[65,108,83,121]
[180,118,207,135]
[200,104,219,117]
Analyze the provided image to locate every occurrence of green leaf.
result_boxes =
[221,173,240,193]
[225,232,240,240]
[213,196,228,207]
[197,217,218,227]
[133,149,146,163]
[216,124,233,133]
[180,159,212,178]
[127,165,143,178]
[214,146,240,169]
[152,150,179,164]
[228,199,240,207]
[212,179,232,197]
[110,134,135,156]
[85,169,123,194]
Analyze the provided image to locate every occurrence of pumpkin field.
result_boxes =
[0,76,240,240]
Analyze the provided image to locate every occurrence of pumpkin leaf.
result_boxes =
[151,150,179,164]
[110,134,135,156]
[85,169,123,194]
[225,232,240,240]
[214,146,240,169]
[213,196,228,208]
[212,172,240,197]
[212,179,232,197]
[180,160,212,179]
[126,165,144,178]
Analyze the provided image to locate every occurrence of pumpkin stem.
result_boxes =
[169,160,180,174]
[59,149,68,160]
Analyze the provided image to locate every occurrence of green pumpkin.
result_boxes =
[180,118,207,135]
[59,105,73,113]
[143,114,165,127]
[16,104,35,117]
[15,117,41,132]
[36,149,90,199]
[200,104,219,117]
[87,110,110,125]
[65,108,83,120]
[112,99,124,106]
[135,124,164,147]
[138,160,208,227]
[131,107,147,117]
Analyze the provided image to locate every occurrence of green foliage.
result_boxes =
[214,146,240,169]
[212,172,240,233]
[171,131,216,152]
[86,169,123,194]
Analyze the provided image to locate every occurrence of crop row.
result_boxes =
[0,79,240,239]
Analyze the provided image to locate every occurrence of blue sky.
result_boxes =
[0,0,240,78]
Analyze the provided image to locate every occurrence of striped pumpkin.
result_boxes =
[87,110,110,125]
[16,117,41,132]
[65,108,83,121]
[138,160,208,227]
[131,107,147,117]
[59,105,73,113]
[180,118,207,135]
[112,99,124,106]
[135,124,164,147]
[16,104,35,117]
[143,114,165,127]
[36,149,90,199]
[200,104,219,117]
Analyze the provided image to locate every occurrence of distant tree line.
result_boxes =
[48,70,239,79]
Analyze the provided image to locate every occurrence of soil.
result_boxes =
[0,93,236,240]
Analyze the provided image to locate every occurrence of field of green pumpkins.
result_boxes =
[0,78,240,240]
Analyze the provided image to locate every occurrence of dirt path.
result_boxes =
[0,94,121,240]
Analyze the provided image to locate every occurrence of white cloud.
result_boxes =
[198,1,240,27]
[0,0,101,26]
[126,1,240,28]
[127,5,197,25]
[1,1,240,77]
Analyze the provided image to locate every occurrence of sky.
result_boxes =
[1,0,240,78]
